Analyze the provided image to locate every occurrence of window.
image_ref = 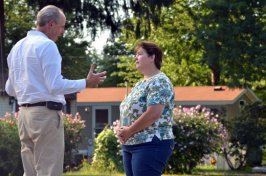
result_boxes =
[239,100,246,111]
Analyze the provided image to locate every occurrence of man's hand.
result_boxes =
[86,64,107,88]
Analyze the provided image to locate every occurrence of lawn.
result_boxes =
[63,165,262,176]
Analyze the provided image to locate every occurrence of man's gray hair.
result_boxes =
[37,5,63,27]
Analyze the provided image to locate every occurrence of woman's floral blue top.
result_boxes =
[120,72,175,145]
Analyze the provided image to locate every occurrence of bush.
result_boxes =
[91,125,123,173]
[0,111,86,175]
[222,102,266,170]
[0,112,23,176]
[62,112,86,171]
[165,105,226,174]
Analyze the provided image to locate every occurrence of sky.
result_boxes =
[90,30,110,54]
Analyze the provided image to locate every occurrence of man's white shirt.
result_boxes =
[5,31,86,105]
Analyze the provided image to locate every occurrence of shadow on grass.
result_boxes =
[64,171,259,176]
[191,166,260,176]
[64,166,261,176]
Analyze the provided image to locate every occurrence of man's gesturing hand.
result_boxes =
[85,64,107,88]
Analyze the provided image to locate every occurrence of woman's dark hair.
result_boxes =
[135,41,163,70]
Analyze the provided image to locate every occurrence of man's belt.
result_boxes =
[21,102,47,107]
[21,101,63,110]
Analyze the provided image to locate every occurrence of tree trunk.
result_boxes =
[223,149,235,170]
[209,43,221,86]
[0,0,5,96]
[210,65,220,86]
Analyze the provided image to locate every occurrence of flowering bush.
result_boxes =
[91,122,123,173]
[63,112,86,171]
[165,105,227,174]
[0,112,23,176]
[0,111,86,174]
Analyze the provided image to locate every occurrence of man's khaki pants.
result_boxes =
[18,106,64,176]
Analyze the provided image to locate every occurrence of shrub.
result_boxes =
[91,125,123,173]
[0,111,86,174]
[222,102,266,170]
[0,112,23,176]
[165,105,226,174]
[63,112,86,171]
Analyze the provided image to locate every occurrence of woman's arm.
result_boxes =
[117,104,165,144]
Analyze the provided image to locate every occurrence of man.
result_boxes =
[5,5,106,176]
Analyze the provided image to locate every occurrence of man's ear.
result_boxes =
[48,20,54,29]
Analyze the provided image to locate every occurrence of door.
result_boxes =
[92,106,111,138]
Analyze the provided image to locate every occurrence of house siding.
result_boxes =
[77,105,120,151]
[111,105,120,123]
[226,94,252,120]
[70,99,77,115]
[77,105,92,151]
[0,97,13,118]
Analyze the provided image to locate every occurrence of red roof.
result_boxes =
[77,87,132,102]
[174,86,244,101]
[77,86,246,103]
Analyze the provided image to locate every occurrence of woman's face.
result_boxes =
[134,47,153,71]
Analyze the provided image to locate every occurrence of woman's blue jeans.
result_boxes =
[121,136,174,176]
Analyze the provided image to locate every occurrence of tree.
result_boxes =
[1,0,176,86]
[194,0,266,87]
[0,0,5,94]
[4,0,36,53]
[56,30,93,80]
[222,102,266,170]
[24,0,175,39]
[116,0,211,87]
[94,42,134,87]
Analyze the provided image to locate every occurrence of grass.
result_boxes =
[63,165,262,176]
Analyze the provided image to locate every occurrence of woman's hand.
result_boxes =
[113,121,126,144]
[117,126,133,144]
[113,121,120,135]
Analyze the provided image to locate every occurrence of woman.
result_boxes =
[116,41,175,176]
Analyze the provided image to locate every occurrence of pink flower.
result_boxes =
[195,105,201,109]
